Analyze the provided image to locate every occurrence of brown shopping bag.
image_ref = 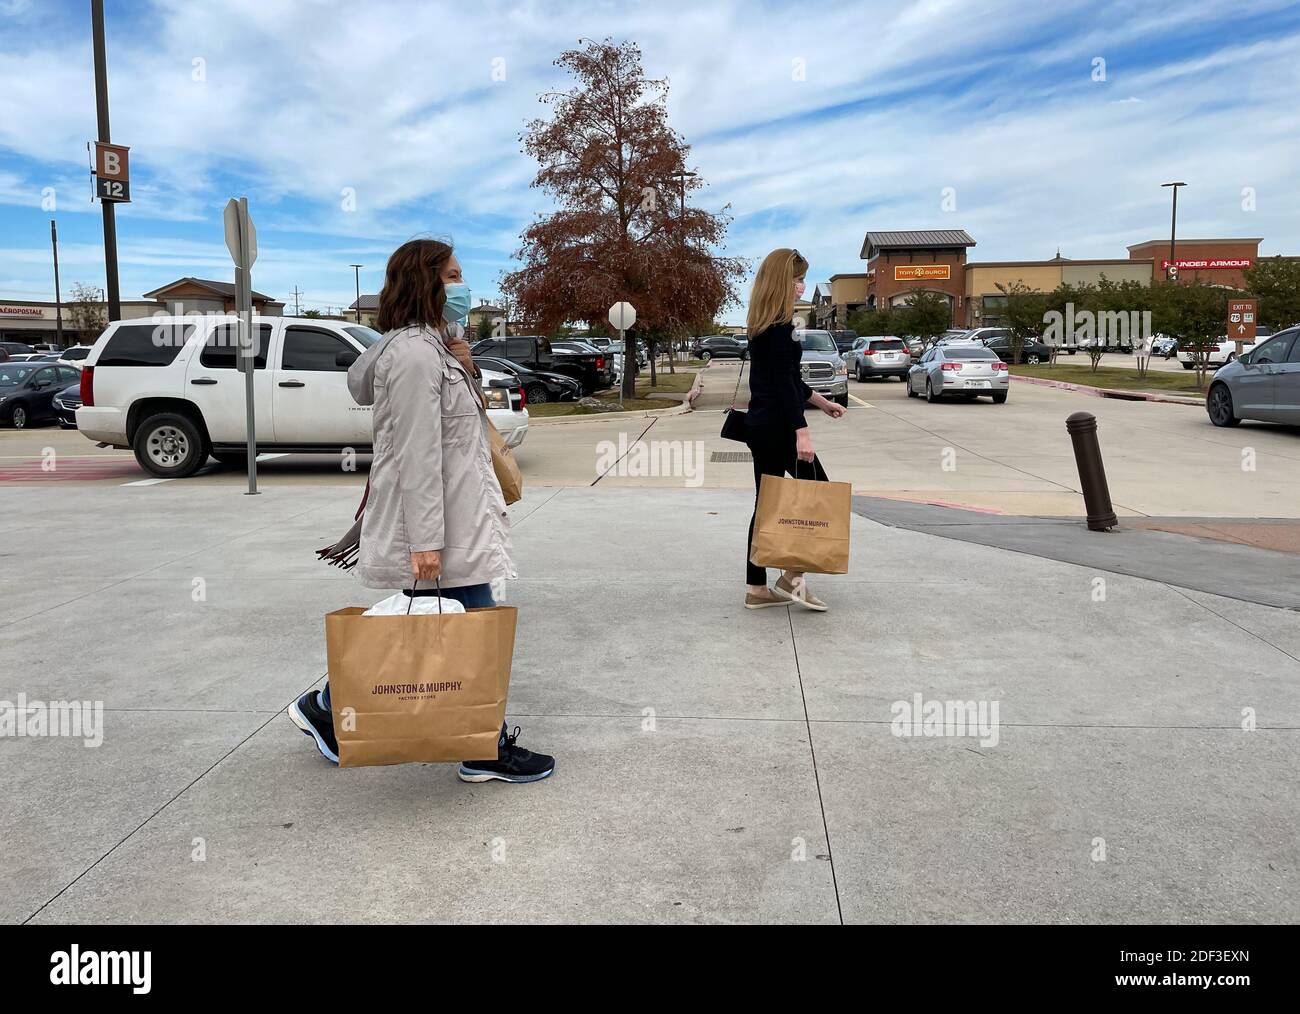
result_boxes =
[488,421,523,505]
[324,601,517,766]
[749,472,852,575]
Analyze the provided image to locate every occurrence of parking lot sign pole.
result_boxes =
[225,197,259,495]
[608,301,637,407]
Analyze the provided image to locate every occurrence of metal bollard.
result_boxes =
[1065,411,1118,531]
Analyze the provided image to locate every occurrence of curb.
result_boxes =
[1011,373,1207,406]
[527,372,699,426]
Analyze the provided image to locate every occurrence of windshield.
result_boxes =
[869,339,904,351]
[799,332,836,352]
[0,366,36,385]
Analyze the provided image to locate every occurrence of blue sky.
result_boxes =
[2,0,1298,323]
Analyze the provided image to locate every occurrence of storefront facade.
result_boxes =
[1126,237,1261,288]
[859,230,976,320]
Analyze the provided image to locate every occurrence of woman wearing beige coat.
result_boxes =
[290,238,554,784]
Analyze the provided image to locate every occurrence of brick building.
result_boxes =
[860,229,976,318]
[1126,237,1261,289]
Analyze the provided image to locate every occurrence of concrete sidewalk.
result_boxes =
[2,482,1298,923]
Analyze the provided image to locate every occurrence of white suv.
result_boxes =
[77,315,528,478]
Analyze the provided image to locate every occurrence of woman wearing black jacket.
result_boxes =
[743,248,845,611]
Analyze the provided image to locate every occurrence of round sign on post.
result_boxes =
[608,301,636,331]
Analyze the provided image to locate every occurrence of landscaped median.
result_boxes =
[527,368,701,419]
[1008,363,1209,405]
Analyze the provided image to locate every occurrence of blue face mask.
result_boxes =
[442,282,471,325]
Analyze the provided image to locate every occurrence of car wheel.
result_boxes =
[1181,362,1194,370]
[6,402,29,429]
[925,379,940,403]
[133,412,209,478]
[1026,354,1041,365]
[835,393,849,408]
[906,377,919,397]
[992,391,1008,404]
[700,351,712,361]
[855,364,864,382]
[1226,352,1237,363]
[1207,384,1240,427]
[526,384,549,404]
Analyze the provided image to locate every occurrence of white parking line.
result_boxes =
[848,393,873,407]
[256,452,289,462]
[120,477,173,487]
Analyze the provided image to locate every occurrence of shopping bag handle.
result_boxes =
[406,577,443,615]
[795,456,813,479]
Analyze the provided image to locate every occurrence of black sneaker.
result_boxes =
[287,688,339,765]
[457,724,555,784]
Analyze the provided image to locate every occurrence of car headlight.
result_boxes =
[482,387,511,409]
[834,360,848,375]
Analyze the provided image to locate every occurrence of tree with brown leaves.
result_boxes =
[501,39,746,396]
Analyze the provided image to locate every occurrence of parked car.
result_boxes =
[1206,327,1300,428]
[794,329,850,406]
[57,345,94,367]
[0,340,36,359]
[472,335,611,394]
[77,316,529,478]
[982,334,1052,365]
[690,335,748,361]
[907,345,1009,403]
[1178,326,1274,370]
[1152,335,1179,358]
[472,354,580,404]
[829,330,858,354]
[0,362,82,428]
[956,327,1010,346]
[843,335,910,381]
[5,353,43,362]
[54,381,83,428]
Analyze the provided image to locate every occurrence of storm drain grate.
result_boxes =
[710,451,753,463]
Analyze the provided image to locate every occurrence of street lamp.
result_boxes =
[348,265,364,321]
[1160,182,1186,281]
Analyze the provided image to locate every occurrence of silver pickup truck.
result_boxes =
[793,329,850,407]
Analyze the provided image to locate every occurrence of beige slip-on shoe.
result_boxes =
[773,574,828,612]
[744,587,788,609]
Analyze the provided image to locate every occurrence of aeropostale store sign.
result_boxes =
[894,265,952,281]
[0,305,47,317]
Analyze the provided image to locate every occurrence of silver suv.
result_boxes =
[794,329,849,407]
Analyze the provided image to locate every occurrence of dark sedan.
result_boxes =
[982,335,1052,365]
[54,381,83,428]
[0,362,80,428]
[473,355,581,404]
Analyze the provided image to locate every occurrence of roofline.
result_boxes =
[1127,238,1263,251]
[141,277,277,301]
[828,272,869,281]
[966,259,1154,268]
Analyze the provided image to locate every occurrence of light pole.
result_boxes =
[669,168,696,220]
[91,0,121,321]
[350,263,363,322]
[51,220,64,349]
[1161,182,1186,281]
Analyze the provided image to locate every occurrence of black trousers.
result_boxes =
[745,428,829,585]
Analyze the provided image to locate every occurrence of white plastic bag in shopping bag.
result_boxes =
[363,593,466,617]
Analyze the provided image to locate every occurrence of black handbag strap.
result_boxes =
[729,351,747,409]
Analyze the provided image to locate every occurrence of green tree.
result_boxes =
[1243,256,1300,329]
[896,289,951,349]
[1149,281,1231,389]
[996,280,1047,364]
[846,307,898,336]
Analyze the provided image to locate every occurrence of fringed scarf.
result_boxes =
[317,479,369,571]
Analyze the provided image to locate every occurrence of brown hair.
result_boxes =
[374,238,454,333]
[746,248,808,336]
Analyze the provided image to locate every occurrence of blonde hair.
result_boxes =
[746,248,809,336]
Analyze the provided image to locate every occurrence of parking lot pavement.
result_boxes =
[3,482,1297,923]
[4,372,1298,519]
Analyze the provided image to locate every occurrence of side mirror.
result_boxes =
[335,350,359,368]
